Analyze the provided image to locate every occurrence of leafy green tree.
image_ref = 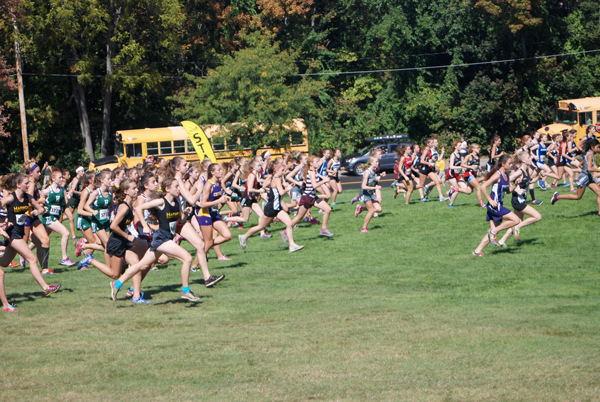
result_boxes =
[173,32,324,154]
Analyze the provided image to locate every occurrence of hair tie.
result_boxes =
[29,164,39,174]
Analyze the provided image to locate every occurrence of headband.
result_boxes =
[75,167,85,174]
[275,163,284,171]
[29,164,39,173]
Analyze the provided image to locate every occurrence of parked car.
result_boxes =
[341,134,414,175]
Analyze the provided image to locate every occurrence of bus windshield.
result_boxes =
[115,139,125,157]
[554,109,577,125]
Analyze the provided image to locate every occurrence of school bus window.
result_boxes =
[291,131,304,145]
[126,143,143,158]
[186,139,195,153]
[212,138,225,151]
[160,141,172,154]
[173,140,186,154]
[227,136,240,151]
[580,112,593,126]
[596,111,600,124]
[147,142,159,155]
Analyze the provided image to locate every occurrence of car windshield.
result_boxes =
[554,109,577,125]
[357,146,371,155]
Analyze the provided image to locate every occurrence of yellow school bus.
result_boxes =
[89,119,309,170]
[538,96,600,141]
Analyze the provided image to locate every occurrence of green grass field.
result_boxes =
[1,185,599,401]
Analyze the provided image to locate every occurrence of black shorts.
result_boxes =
[419,166,432,175]
[106,235,134,258]
[511,199,527,212]
[557,160,567,167]
[240,195,257,208]
[150,228,174,252]
[328,175,339,183]
[6,225,25,244]
[69,197,80,209]
[264,203,281,218]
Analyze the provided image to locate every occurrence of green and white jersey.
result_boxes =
[92,188,113,224]
[43,186,65,225]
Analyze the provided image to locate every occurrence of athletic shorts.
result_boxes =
[42,214,60,226]
[446,170,462,181]
[486,204,512,222]
[77,216,92,231]
[547,159,555,167]
[359,192,378,203]
[419,166,433,175]
[557,160,567,167]
[264,203,281,218]
[290,187,302,201]
[511,199,527,212]
[534,160,545,169]
[91,218,110,233]
[463,170,476,182]
[328,175,339,183]
[576,173,598,188]
[24,215,40,227]
[299,195,316,209]
[6,225,25,244]
[69,197,79,209]
[150,228,174,251]
[240,195,257,208]
[106,235,134,258]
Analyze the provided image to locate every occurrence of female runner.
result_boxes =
[355,157,382,232]
[67,167,85,239]
[472,155,521,256]
[197,163,233,254]
[78,179,152,303]
[0,174,61,297]
[109,178,219,302]
[415,138,447,202]
[22,160,51,273]
[552,131,576,191]
[327,149,343,206]
[551,139,600,216]
[239,158,304,252]
[446,141,473,208]
[74,172,106,264]
[79,170,113,265]
[486,135,505,172]
[395,145,414,204]
[290,156,334,237]
[40,170,76,267]
[460,143,485,207]
[497,152,542,247]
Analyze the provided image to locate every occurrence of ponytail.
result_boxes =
[484,154,510,180]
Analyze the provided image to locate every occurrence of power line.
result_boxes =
[9,48,600,79]
[297,49,600,76]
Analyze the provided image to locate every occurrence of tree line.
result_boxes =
[1,0,599,172]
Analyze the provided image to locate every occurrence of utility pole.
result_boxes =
[13,21,29,162]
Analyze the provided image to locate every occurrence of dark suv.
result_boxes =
[341,134,414,175]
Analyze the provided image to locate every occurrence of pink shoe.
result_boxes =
[218,255,232,261]
[355,204,362,218]
[570,189,577,193]
[20,256,26,267]
[360,228,368,233]
[61,258,76,266]
[75,239,84,257]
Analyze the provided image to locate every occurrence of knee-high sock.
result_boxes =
[41,247,50,269]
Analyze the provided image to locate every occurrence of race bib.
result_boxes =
[50,205,62,216]
[169,221,177,235]
[99,209,109,221]
[16,214,26,225]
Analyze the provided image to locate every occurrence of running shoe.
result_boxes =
[540,184,548,191]
[448,205,454,208]
[423,185,430,196]
[218,255,231,261]
[487,229,498,247]
[109,281,119,301]
[318,210,324,214]
[205,274,225,287]
[9,261,19,268]
[132,296,152,304]
[74,239,84,257]
[280,230,288,244]
[77,253,94,270]
[41,269,50,275]
[331,203,338,206]
[570,189,577,193]
[190,266,198,272]
[537,179,543,188]
[563,182,570,186]
[237,225,244,230]
[513,227,521,241]
[420,197,430,202]
[498,242,507,249]
[3,303,18,312]
[20,256,26,267]
[394,189,398,199]
[308,218,320,224]
[479,200,486,208]
[360,228,368,233]
[551,192,559,205]
[532,200,543,205]
[351,194,360,204]
[181,291,200,301]
[60,258,76,266]
[551,182,557,189]
[238,235,247,250]
[439,196,449,202]
[355,204,362,217]
[125,288,135,297]
[273,218,280,222]
[71,236,77,240]
[260,232,273,239]
[44,284,61,296]
[289,244,304,252]
[319,228,334,237]
[471,251,484,257]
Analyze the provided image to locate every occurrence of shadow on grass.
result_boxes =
[211,261,247,269]
[491,238,539,254]
[8,287,73,303]
[152,298,205,307]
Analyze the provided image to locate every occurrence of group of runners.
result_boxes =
[1,128,598,312]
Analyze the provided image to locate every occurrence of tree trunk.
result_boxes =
[101,1,121,157]
[70,76,95,161]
